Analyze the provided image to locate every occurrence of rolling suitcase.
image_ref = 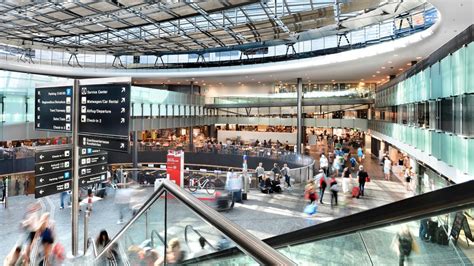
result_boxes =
[352,187,360,197]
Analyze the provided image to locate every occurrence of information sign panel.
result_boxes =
[35,86,73,132]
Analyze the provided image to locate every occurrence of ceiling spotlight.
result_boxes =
[372,75,376,77]
[388,61,392,64]
[258,81,261,84]
[394,54,398,57]
[407,63,411,66]
[203,83,206,86]
[376,71,381,74]
[416,56,422,60]
[381,66,386,69]
[398,68,404,71]
[331,79,335,82]
[360,79,364,81]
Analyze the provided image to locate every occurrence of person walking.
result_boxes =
[319,154,329,176]
[329,175,338,208]
[316,170,327,204]
[271,163,281,180]
[255,163,265,184]
[23,177,30,195]
[357,165,368,198]
[280,164,291,189]
[395,225,415,266]
[14,178,20,196]
[357,146,364,163]
[341,166,352,194]
[384,156,392,181]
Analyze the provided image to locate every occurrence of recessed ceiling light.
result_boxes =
[360,79,364,81]
[372,75,376,77]
[251,78,255,81]
[388,61,392,64]
[399,68,404,71]
[192,78,195,80]
[238,81,241,84]
[167,80,170,82]
[331,79,335,82]
[386,76,390,79]
[203,83,206,86]
[381,66,386,69]
[258,81,261,84]
[177,82,181,84]
[394,54,398,57]
[407,63,411,66]
[376,71,381,74]
[416,56,422,60]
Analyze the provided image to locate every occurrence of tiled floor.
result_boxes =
[0,152,464,264]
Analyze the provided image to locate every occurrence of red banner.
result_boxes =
[166,150,184,187]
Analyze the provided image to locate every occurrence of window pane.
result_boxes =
[462,94,474,137]
[440,98,453,132]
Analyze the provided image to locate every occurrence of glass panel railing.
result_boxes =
[95,180,293,265]
[278,207,474,265]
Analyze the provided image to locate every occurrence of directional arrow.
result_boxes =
[120,118,125,123]
[39,190,44,195]
[37,91,41,95]
[121,97,125,103]
[121,87,126,93]
[39,166,44,171]
[101,156,105,160]
[121,107,125,113]
[81,179,86,184]
[39,154,44,159]
[120,143,125,149]
[40,178,44,183]
[37,107,40,111]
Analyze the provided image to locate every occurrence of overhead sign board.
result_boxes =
[78,83,131,138]
[35,159,72,175]
[35,86,73,132]
[36,148,72,163]
[35,180,71,199]
[79,135,129,153]
[79,163,107,178]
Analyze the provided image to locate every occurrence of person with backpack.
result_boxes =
[357,165,369,198]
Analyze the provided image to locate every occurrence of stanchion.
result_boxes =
[84,210,90,253]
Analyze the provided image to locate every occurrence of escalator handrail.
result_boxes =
[151,229,165,248]
[96,179,294,265]
[265,180,474,248]
[184,224,218,251]
[183,180,474,264]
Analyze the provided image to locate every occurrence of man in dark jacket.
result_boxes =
[357,165,368,198]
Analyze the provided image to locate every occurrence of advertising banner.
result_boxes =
[166,150,184,188]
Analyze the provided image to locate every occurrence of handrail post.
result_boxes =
[84,210,90,253]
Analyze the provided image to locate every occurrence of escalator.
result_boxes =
[96,179,474,265]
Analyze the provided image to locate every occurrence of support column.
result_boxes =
[189,126,194,149]
[296,77,303,154]
[71,79,80,255]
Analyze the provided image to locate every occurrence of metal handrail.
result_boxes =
[184,224,218,251]
[96,179,294,265]
[151,229,165,248]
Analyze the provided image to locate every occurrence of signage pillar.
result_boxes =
[166,150,184,187]
[72,79,80,256]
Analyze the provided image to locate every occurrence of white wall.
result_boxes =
[203,83,273,97]
[217,130,297,144]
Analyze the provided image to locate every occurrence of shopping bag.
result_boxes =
[304,203,318,215]
[366,176,371,182]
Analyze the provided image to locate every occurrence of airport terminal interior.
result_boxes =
[0,0,473,265]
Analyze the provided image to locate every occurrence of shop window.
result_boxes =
[400,104,408,125]
[440,98,453,133]
[462,94,474,137]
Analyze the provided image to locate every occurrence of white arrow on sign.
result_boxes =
[39,190,44,194]
[121,87,126,93]
[39,166,44,171]
[120,143,125,149]
[121,107,125,113]
[121,97,125,103]
[39,154,44,159]
[40,178,44,183]
[120,118,125,123]
[81,179,85,184]
[101,156,105,160]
